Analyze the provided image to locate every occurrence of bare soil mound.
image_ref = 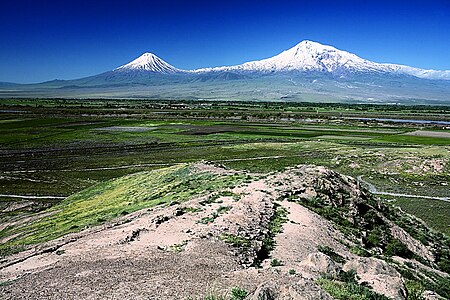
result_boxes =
[1,163,448,299]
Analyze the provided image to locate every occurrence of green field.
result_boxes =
[1,99,449,238]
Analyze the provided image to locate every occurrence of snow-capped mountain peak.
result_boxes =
[194,40,450,80]
[257,39,372,72]
[196,40,388,74]
[115,52,181,73]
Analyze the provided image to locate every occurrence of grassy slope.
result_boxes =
[0,164,247,255]
[387,196,450,236]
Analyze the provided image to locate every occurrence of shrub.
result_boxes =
[220,234,251,249]
[318,245,346,263]
[270,258,283,267]
[317,276,390,300]
[384,239,413,258]
[337,269,358,284]
[217,206,231,214]
[350,246,371,257]
[197,212,218,224]
[404,280,425,300]
[230,287,248,300]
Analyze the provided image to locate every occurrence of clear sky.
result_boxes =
[1,0,449,83]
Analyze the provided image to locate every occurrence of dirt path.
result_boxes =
[0,194,65,200]
[1,154,305,174]
[357,175,450,202]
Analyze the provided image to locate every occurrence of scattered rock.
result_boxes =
[299,252,340,278]
[251,283,278,300]
[122,228,148,243]
[250,280,334,300]
[343,257,406,299]
[422,290,442,300]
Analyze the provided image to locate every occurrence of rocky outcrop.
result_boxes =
[390,223,435,262]
[251,280,334,300]
[343,257,406,299]
[298,252,340,278]
[1,163,447,299]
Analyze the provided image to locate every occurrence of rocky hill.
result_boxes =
[1,162,449,299]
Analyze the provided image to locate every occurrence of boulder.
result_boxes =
[343,257,406,299]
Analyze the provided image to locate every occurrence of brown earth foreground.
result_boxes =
[0,163,447,299]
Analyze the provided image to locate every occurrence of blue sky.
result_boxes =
[1,0,449,83]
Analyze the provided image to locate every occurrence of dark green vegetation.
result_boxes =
[318,245,346,264]
[270,258,284,267]
[1,99,449,251]
[257,204,289,265]
[220,234,252,250]
[230,287,249,300]
[288,184,450,277]
[187,287,248,300]
[317,269,390,300]
[388,196,450,236]
[395,261,450,298]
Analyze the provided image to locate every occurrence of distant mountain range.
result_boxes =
[1,40,450,104]
[113,40,450,80]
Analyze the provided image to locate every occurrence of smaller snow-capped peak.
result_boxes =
[115,52,181,73]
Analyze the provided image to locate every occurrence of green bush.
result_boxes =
[350,246,371,257]
[337,269,358,284]
[404,280,424,300]
[230,287,248,300]
[270,258,283,267]
[220,234,251,249]
[317,277,390,300]
[384,239,413,258]
[318,245,346,263]
[217,206,231,214]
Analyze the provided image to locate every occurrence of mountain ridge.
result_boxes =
[2,40,450,104]
[116,40,450,80]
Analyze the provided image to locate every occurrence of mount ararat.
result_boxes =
[2,40,450,104]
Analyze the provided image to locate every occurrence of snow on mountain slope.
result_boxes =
[110,41,450,80]
[195,41,382,73]
[384,64,450,80]
[194,40,450,80]
[115,53,182,74]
